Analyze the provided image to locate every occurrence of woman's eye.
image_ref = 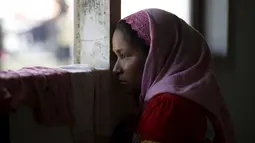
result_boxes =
[120,53,127,59]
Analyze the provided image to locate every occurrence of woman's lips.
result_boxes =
[119,80,128,84]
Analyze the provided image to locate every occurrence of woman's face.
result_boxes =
[112,29,147,95]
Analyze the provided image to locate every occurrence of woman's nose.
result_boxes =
[112,60,122,75]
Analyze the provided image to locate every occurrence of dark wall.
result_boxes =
[215,0,255,142]
[0,115,9,143]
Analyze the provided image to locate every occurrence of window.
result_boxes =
[0,0,192,70]
[121,0,191,25]
[204,0,229,57]
[0,0,74,70]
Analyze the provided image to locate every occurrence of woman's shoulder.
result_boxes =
[137,93,207,142]
[144,92,204,112]
[141,92,207,124]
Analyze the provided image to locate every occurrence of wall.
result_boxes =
[9,67,137,143]
[214,0,255,142]
[74,0,110,69]
[10,106,73,143]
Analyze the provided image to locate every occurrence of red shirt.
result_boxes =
[134,93,208,143]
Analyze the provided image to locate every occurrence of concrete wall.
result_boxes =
[74,0,110,69]
[10,106,73,143]
[9,67,137,143]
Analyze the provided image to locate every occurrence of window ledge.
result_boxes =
[0,65,137,143]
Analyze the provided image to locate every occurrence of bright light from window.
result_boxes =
[0,0,73,70]
[121,0,191,24]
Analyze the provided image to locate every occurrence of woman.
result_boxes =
[112,9,235,143]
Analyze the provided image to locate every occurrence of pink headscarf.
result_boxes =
[123,9,235,143]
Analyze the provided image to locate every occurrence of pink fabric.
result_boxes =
[124,9,235,143]
[0,67,73,126]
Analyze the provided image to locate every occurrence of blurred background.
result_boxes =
[0,0,73,70]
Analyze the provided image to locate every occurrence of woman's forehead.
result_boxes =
[113,30,125,42]
[113,30,132,51]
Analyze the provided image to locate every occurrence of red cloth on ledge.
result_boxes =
[0,67,73,126]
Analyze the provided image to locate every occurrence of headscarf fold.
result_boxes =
[123,8,235,143]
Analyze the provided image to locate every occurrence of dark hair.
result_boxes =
[116,20,149,54]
